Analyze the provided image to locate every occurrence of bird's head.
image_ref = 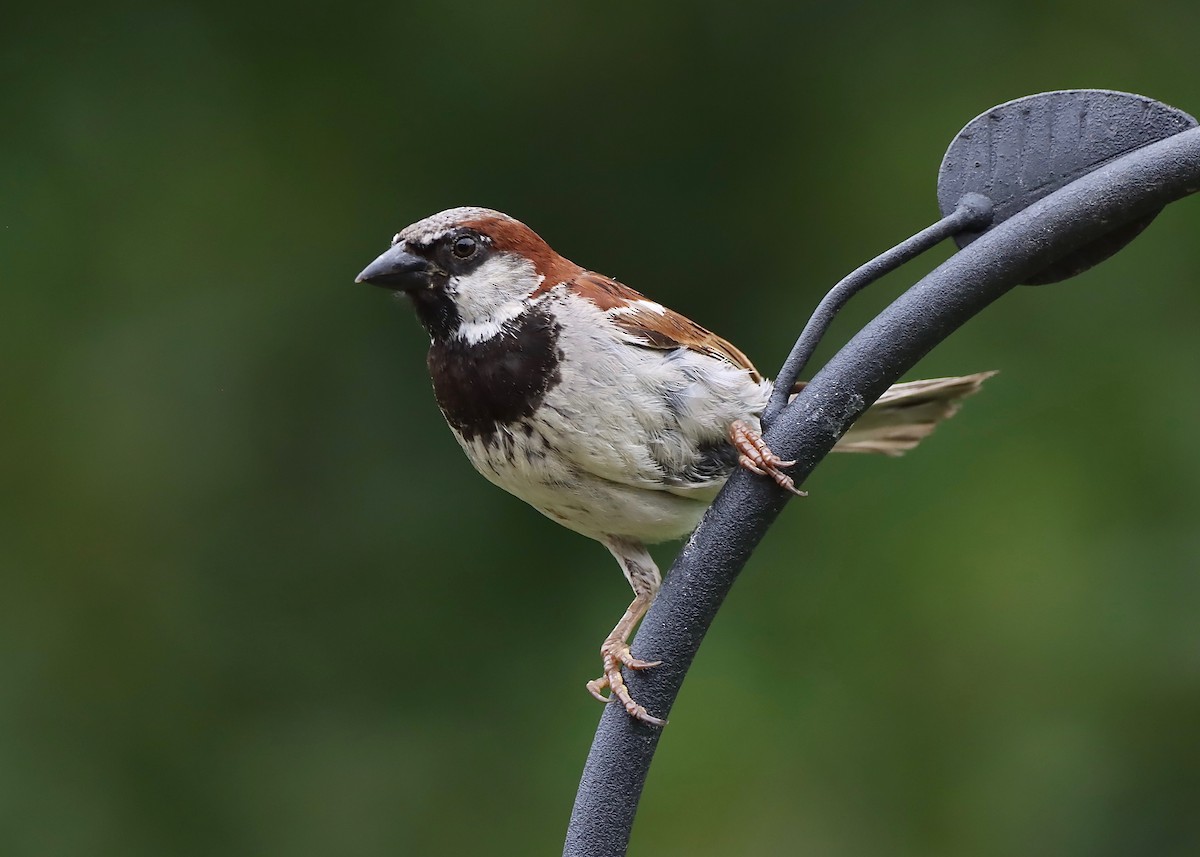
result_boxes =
[356,207,582,343]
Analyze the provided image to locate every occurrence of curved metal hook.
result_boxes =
[763,192,993,425]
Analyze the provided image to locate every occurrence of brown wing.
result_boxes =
[567,271,763,382]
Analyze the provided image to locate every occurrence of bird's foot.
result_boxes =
[585,639,666,727]
[729,420,806,496]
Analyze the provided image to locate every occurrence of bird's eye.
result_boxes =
[451,235,478,259]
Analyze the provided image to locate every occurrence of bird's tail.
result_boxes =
[823,371,996,456]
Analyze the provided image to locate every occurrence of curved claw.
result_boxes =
[586,644,668,727]
[624,656,663,670]
[731,420,807,496]
[609,643,662,671]
[627,705,666,728]
[586,679,613,704]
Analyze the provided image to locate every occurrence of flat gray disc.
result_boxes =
[937,89,1196,284]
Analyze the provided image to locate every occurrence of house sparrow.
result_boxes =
[356,207,992,726]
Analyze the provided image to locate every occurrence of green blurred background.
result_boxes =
[5,2,1200,855]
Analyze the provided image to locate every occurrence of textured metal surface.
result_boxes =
[564,123,1200,857]
[938,89,1196,284]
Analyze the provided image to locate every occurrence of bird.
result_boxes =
[355,206,992,726]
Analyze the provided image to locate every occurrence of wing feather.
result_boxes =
[566,271,763,381]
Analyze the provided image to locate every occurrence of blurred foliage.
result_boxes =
[4,1,1200,855]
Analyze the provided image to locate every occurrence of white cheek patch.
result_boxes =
[450,253,545,345]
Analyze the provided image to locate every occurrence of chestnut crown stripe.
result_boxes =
[461,215,583,289]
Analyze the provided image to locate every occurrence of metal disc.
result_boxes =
[937,90,1196,284]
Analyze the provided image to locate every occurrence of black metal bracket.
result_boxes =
[764,192,993,424]
[766,89,1197,424]
[563,92,1200,857]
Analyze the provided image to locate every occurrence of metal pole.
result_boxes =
[563,126,1200,857]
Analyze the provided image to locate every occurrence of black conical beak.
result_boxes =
[355,244,435,291]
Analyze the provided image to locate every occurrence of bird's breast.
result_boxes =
[426,304,564,443]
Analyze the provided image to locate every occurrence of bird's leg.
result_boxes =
[729,419,806,496]
[585,538,667,727]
